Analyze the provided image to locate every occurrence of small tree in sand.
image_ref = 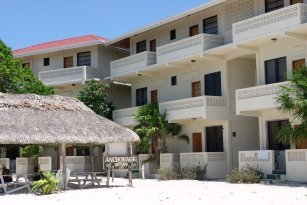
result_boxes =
[276,66,307,146]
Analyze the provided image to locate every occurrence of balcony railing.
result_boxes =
[233,3,307,43]
[236,81,289,114]
[110,51,156,77]
[157,33,224,64]
[39,66,99,86]
[112,107,139,127]
[159,96,227,121]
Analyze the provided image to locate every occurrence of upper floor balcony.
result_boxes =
[236,81,289,116]
[112,107,139,128]
[38,66,99,86]
[157,33,224,64]
[110,51,157,77]
[159,96,227,122]
[233,3,307,43]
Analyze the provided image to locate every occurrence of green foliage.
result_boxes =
[32,171,61,195]
[77,80,114,119]
[276,66,307,146]
[0,39,54,95]
[21,145,44,158]
[226,165,263,184]
[157,166,206,180]
[133,104,188,155]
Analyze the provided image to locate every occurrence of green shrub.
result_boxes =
[227,165,263,184]
[157,166,206,180]
[32,171,61,195]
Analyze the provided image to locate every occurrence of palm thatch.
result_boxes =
[0,93,139,145]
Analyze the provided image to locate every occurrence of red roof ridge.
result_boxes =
[13,34,109,56]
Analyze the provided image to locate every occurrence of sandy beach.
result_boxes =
[1,179,307,205]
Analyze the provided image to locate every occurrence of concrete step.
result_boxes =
[267,174,286,181]
[272,170,286,175]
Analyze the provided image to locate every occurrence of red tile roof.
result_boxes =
[13,35,108,56]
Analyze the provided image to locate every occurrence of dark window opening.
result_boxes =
[203,15,218,35]
[265,57,287,84]
[170,29,176,40]
[136,87,147,106]
[44,58,50,66]
[171,76,177,86]
[267,120,290,150]
[77,51,91,66]
[205,72,221,96]
[136,40,146,53]
[150,39,156,52]
[206,126,223,152]
[265,0,284,13]
[22,63,30,68]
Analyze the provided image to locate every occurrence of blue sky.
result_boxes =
[1,0,209,50]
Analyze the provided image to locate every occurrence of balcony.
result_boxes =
[236,82,289,115]
[110,51,156,77]
[38,66,99,86]
[159,96,227,122]
[113,107,139,127]
[157,33,224,64]
[233,3,307,43]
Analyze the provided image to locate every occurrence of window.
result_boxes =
[171,76,177,86]
[44,58,50,66]
[265,0,284,13]
[203,15,218,35]
[292,59,305,71]
[136,87,147,106]
[22,63,30,68]
[170,29,176,40]
[267,120,290,150]
[265,57,287,84]
[136,40,146,53]
[205,72,221,96]
[189,25,199,37]
[206,126,223,152]
[77,51,91,66]
[150,39,156,52]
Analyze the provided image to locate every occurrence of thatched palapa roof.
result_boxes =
[0,93,139,145]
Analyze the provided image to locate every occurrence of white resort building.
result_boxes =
[3,0,306,182]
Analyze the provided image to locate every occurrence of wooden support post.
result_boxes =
[90,145,94,172]
[106,168,110,187]
[112,166,114,182]
[128,142,133,187]
[61,143,67,191]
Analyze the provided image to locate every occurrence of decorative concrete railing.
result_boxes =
[0,158,9,170]
[160,153,180,169]
[236,82,289,100]
[233,3,307,43]
[159,96,227,121]
[60,156,91,173]
[157,33,224,64]
[113,107,139,127]
[286,149,307,182]
[39,66,99,85]
[239,150,274,176]
[38,157,52,171]
[111,51,157,77]
[16,158,36,175]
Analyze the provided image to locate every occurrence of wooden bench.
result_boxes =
[0,175,31,194]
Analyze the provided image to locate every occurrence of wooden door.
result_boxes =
[290,0,303,4]
[150,39,156,52]
[295,125,307,149]
[192,81,201,97]
[192,133,202,152]
[189,25,199,37]
[292,59,305,71]
[151,90,158,104]
[66,147,74,156]
[64,56,73,68]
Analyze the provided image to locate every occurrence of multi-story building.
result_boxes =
[106,0,307,180]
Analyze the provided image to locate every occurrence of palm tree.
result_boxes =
[133,104,188,161]
[276,66,307,147]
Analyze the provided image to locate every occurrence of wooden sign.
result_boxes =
[103,156,138,170]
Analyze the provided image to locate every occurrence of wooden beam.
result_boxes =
[61,143,67,191]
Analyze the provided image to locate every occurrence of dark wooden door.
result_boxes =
[206,126,223,152]
[267,120,290,150]
[292,59,305,71]
[205,72,221,96]
[151,90,158,104]
[150,39,156,52]
[193,133,202,152]
[64,56,73,68]
[189,25,199,37]
[66,147,74,156]
[192,81,201,97]
[291,0,303,4]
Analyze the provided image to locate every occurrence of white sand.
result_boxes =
[1,179,307,205]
